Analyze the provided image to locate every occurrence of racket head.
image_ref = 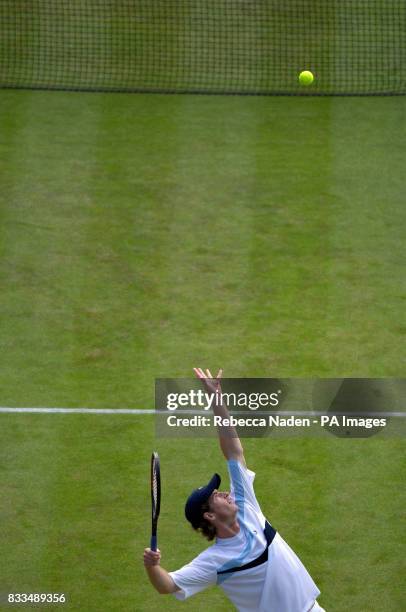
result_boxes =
[150,451,161,549]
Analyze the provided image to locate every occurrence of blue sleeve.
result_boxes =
[227,460,263,519]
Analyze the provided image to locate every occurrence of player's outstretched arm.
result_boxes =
[143,548,180,594]
[194,368,245,465]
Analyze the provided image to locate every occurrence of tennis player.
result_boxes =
[144,368,325,611]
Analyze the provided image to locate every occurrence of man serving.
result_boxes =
[144,368,325,611]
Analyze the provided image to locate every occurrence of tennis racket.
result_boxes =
[150,451,161,551]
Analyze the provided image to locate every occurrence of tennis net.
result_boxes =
[0,0,405,96]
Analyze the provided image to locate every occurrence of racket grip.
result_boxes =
[150,535,157,551]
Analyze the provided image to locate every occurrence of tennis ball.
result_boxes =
[299,70,314,86]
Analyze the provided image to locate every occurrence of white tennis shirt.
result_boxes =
[169,460,320,611]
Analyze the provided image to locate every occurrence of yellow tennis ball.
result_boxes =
[299,70,314,86]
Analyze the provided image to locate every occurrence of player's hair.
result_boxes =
[194,500,216,541]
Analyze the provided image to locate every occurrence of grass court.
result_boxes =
[0,88,405,610]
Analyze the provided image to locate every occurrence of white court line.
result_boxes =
[0,407,405,417]
[0,407,155,414]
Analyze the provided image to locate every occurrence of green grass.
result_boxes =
[0,92,404,407]
[0,90,405,610]
[1,416,404,610]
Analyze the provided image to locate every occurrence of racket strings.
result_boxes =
[152,474,158,509]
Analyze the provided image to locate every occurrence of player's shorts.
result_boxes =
[311,602,326,612]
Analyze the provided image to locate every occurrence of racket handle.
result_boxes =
[150,535,157,551]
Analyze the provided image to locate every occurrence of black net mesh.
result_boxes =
[0,0,405,96]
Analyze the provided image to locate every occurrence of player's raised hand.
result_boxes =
[144,547,161,567]
[193,367,223,394]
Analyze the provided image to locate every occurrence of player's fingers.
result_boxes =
[143,549,161,564]
[144,548,160,557]
[217,368,223,379]
[144,556,159,567]
[194,367,205,378]
[151,551,161,565]
[206,368,213,378]
[143,550,152,564]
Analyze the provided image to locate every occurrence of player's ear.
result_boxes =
[203,511,215,523]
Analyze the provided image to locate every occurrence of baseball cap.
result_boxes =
[185,473,221,528]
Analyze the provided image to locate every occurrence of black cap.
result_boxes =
[185,473,221,528]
